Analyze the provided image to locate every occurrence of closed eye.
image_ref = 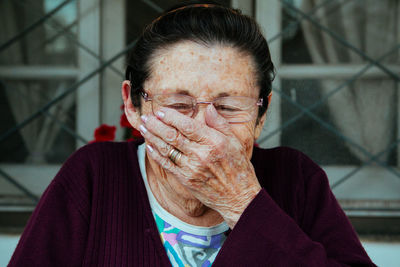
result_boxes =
[215,105,241,112]
[167,103,192,110]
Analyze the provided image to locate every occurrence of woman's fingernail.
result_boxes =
[146,144,153,152]
[141,115,148,123]
[139,125,147,134]
[156,111,165,119]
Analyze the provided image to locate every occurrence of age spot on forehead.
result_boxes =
[198,54,208,61]
[145,41,259,98]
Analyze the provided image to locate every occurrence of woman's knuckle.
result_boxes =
[214,139,225,152]
[176,135,185,148]
[182,120,196,134]
[165,129,178,142]
[160,143,170,155]
[210,139,226,159]
[176,134,189,148]
[197,149,212,164]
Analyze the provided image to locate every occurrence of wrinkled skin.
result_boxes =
[122,41,269,229]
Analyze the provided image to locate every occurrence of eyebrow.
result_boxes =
[217,92,230,97]
[176,89,190,95]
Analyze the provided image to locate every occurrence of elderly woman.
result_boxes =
[9,1,375,266]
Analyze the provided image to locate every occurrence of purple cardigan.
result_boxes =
[9,140,375,266]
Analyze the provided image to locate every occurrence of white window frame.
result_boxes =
[0,0,126,202]
[253,0,400,215]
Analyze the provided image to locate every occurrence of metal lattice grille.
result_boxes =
[0,0,399,218]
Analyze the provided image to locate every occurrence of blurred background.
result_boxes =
[0,0,399,265]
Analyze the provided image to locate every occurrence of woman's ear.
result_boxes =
[121,80,141,129]
[121,80,132,106]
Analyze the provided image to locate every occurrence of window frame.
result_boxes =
[255,0,400,215]
[0,0,126,202]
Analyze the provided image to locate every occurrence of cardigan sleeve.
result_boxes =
[214,167,375,266]
[8,148,91,267]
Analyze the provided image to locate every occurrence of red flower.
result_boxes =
[91,124,116,142]
[120,113,132,128]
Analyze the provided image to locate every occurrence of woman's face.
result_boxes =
[126,41,267,202]
[143,41,266,154]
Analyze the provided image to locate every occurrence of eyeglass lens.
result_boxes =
[151,94,258,123]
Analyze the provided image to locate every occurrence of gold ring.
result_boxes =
[168,148,182,164]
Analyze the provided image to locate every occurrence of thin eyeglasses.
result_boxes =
[140,91,263,124]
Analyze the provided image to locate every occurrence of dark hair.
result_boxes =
[125,0,275,118]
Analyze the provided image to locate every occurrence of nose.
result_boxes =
[192,102,213,122]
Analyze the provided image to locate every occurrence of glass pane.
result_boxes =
[0,0,77,66]
[0,79,76,164]
[281,0,399,64]
[279,78,397,166]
